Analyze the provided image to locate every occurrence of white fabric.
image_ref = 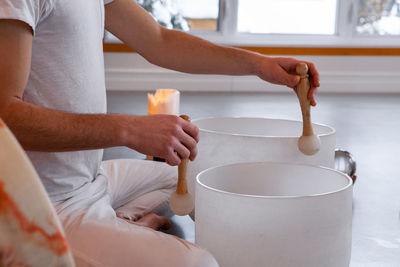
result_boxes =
[0,0,51,32]
[0,0,108,202]
[56,159,218,267]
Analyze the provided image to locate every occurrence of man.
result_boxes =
[0,0,320,266]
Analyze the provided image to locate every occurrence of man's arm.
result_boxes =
[0,19,197,166]
[104,0,320,105]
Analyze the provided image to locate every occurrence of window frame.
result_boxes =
[190,0,400,47]
[105,0,400,48]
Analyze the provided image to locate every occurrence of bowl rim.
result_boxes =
[196,161,353,199]
[192,117,336,138]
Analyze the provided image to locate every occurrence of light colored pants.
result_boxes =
[55,159,218,267]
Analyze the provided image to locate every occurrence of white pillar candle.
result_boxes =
[148,89,180,115]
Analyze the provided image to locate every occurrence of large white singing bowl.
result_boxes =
[188,117,336,202]
[196,162,353,267]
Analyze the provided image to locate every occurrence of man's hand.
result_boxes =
[255,57,320,106]
[121,115,199,166]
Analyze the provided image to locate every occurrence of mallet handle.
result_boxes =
[296,63,314,136]
[176,115,190,194]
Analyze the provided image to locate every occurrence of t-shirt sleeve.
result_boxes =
[104,0,114,5]
[0,0,48,33]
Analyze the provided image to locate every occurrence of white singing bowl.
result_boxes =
[195,162,353,267]
[187,117,336,211]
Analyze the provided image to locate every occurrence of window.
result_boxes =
[135,0,219,31]
[172,0,219,31]
[356,0,400,35]
[237,0,337,35]
[107,0,400,47]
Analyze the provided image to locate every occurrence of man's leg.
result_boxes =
[101,159,177,223]
[56,181,218,267]
[69,219,218,267]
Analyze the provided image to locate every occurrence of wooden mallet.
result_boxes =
[169,115,195,216]
[296,63,321,155]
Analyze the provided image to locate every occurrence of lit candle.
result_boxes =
[148,89,180,115]
[147,89,180,161]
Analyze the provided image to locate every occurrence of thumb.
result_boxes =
[276,66,300,87]
[286,74,300,88]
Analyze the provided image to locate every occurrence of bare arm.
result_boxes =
[105,0,320,105]
[0,19,197,165]
[105,0,256,76]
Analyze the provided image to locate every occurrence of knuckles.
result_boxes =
[192,126,200,140]
[181,149,190,159]
[160,141,173,157]
[186,138,197,150]
[170,125,181,136]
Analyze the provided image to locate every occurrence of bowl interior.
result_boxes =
[197,162,351,198]
[193,117,334,137]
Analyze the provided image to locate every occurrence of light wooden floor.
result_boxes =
[106,92,400,267]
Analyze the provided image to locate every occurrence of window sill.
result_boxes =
[104,43,400,56]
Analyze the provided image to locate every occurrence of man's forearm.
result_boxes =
[0,99,201,165]
[146,29,263,76]
[105,0,264,77]
[1,100,127,152]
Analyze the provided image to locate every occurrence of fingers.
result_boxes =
[275,63,300,87]
[179,118,199,160]
[178,133,198,161]
[304,61,320,106]
[180,118,199,143]
[304,61,319,106]
[165,149,182,166]
[165,117,199,166]
[175,131,198,161]
[165,137,197,166]
[286,74,300,88]
[308,86,317,106]
[304,61,320,88]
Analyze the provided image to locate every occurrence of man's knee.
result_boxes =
[179,246,219,267]
[191,248,219,267]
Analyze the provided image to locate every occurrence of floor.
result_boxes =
[105,92,400,267]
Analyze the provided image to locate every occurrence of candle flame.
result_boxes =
[148,89,180,115]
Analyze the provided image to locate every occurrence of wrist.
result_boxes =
[251,53,270,78]
[111,114,134,148]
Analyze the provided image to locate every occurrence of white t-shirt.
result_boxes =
[0,0,114,202]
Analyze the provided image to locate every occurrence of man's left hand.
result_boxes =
[255,57,320,106]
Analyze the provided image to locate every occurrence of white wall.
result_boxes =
[105,52,400,93]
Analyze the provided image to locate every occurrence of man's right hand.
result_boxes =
[121,115,199,166]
